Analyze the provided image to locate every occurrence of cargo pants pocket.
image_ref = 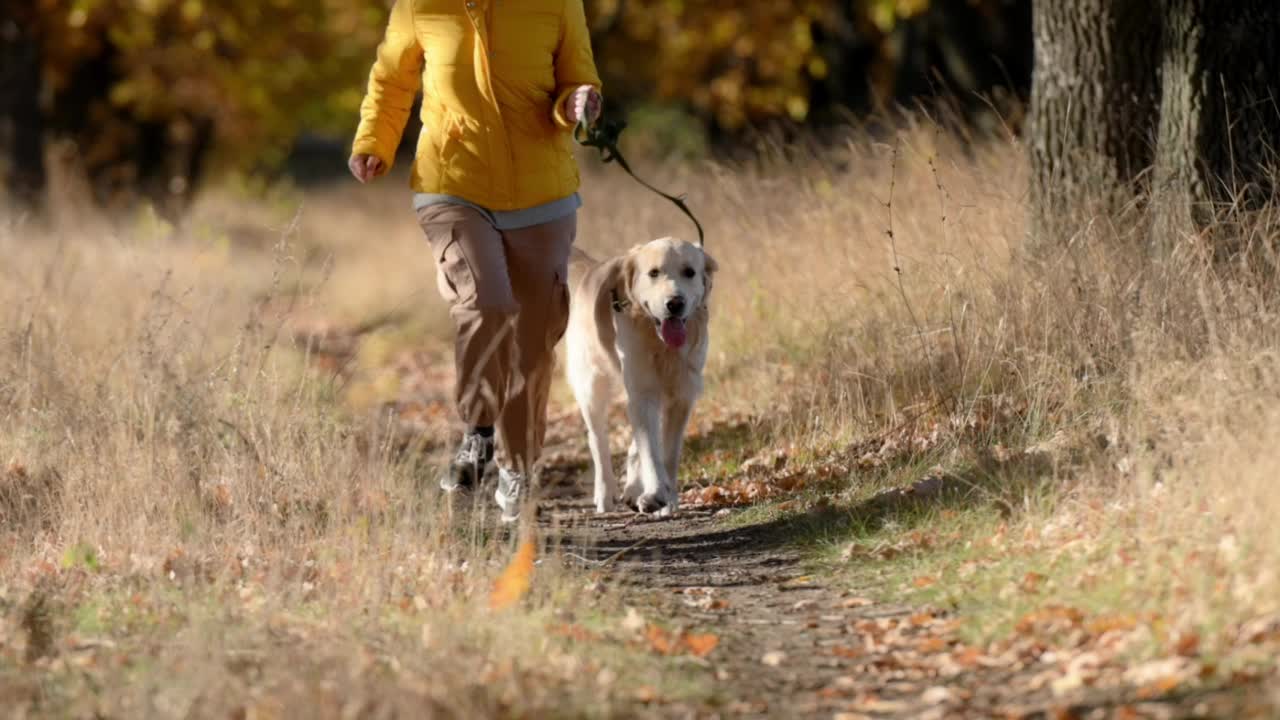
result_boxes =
[420,221,477,307]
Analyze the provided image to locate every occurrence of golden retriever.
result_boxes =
[565,237,717,516]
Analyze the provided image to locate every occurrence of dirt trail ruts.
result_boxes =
[367,345,1268,718]
[531,487,1271,720]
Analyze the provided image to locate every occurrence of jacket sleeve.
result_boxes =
[551,0,603,130]
[351,0,423,174]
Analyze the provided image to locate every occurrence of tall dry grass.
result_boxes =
[0,185,661,717]
[2,120,1280,713]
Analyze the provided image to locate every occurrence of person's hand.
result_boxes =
[565,85,602,126]
[348,154,384,184]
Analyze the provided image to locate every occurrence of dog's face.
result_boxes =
[622,237,717,349]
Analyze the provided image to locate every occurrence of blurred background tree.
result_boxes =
[4,0,387,217]
[1,0,1033,218]
[587,0,1030,145]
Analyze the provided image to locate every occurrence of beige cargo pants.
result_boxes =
[416,204,574,476]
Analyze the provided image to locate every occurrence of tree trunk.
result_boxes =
[0,5,46,214]
[1027,0,1162,243]
[1151,0,1280,252]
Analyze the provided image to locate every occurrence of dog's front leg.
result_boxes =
[621,438,643,506]
[658,398,694,516]
[576,377,616,514]
[621,365,668,513]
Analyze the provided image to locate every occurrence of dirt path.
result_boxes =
[322,339,1272,719]
[534,482,1270,720]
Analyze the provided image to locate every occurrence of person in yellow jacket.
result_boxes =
[349,0,602,523]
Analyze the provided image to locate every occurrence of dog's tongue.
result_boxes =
[659,318,687,349]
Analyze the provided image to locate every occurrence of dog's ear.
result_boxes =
[701,250,718,297]
[619,249,639,304]
[602,250,639,309]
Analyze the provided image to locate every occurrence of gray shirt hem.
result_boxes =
[413,192,581,230]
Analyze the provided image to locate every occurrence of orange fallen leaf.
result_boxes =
[490,535,537,611]
[645,625,677,654]
[551,623,598,643]
[952,647,985,667]
[683,632,719,658]
[633,685,659,703]
[1020,571,1046,594]
[1113,706,1142,720]
[909,611,936,627]
[1085,614,1138,635]
[1016,605,1084,634]
[1173,631,1200,657]
[916,636,949,654]
[912,575,938,589]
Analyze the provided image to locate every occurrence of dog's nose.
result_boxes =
[665,296,686,315]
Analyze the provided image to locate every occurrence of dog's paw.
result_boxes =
[655,489,679,518]
[594,494,616,514]
[636,492,669,515]
[621,474,644,503]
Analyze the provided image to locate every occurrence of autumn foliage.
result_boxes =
[10,0,1030,212]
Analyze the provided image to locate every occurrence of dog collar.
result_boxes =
[610,287,630,313]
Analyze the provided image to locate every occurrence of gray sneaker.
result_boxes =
[439,432,495,493]
[494,467,526,523]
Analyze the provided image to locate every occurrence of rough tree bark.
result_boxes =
[1026,0,1162,243]
[1151,0,1280,250]
[0,4,46,214]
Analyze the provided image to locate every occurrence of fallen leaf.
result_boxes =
[921,686,956,705]
[632,685,659,703]
[683,632,719,658]
[842,597,875,609]
[621,607,646,633]
[1135,675,1182,700]
[1016,605,1084,634]
[1021,571,1046,594]
[855,696,912,713]
[489,536,536,611]
[761,650,787,667]
[916,636,949,654]
[1049,648,1100,691]
[551,623,598,643]
[909,611,936,627]
[1173,630,1200,657]
[1236,615,1280,646]
[912,575,938,589]
[952,646,985,668]
[646,625,677,655]
[1085,614,1138,635]
[1124,657,1195,687]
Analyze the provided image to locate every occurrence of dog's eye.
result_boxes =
[647,268,660,279]
[682,267,696,279]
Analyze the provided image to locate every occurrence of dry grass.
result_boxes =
[0,179,691,717]
[3,120,1280,714]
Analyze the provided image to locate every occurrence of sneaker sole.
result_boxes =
[494,488,520,523]
[439,475,476,494]
[440,462,485,494]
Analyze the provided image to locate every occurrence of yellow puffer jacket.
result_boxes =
[352,0,601,211]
